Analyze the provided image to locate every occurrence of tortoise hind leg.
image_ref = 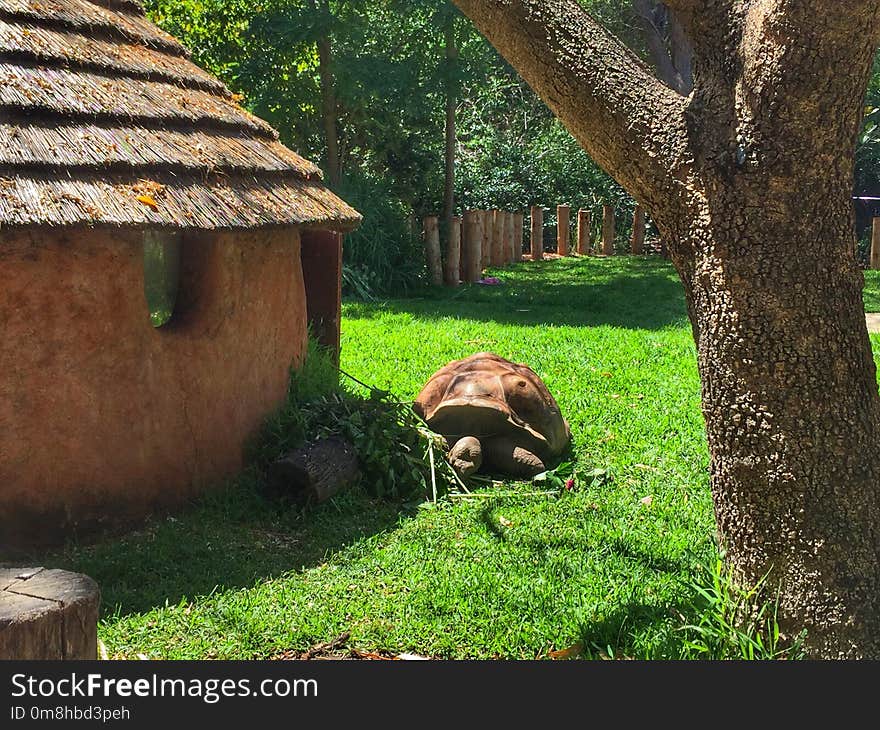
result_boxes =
[448,436,483,477]
[482,436,546,478]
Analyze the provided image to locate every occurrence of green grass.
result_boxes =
[863,269,880,311]
[29,256,879,660]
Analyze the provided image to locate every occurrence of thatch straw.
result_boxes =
[0,20,227,93]
[0,173,362,231]
[0,0,184,56]
[0,0,361,231]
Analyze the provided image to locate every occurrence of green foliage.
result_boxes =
[679,559,807,660]
[285,388,465,500]
[251,338,463,502]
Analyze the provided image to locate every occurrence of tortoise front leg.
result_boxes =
[448,436,483,477]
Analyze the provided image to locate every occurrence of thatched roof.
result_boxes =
[0,0,361,231]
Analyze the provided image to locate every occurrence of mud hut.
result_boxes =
[0,0,361,548]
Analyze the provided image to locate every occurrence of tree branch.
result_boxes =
[451,0,689,206]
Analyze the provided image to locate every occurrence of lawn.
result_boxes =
[35,257,880,660]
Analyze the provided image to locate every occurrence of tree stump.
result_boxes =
[0,568,99,659]
[268,437,361,506]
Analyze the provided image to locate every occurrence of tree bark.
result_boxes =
[443,16,459,237]
[454,0,880,658]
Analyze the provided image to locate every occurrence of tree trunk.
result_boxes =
[453,0,880,657]
[443,17,458,237]
[311,0,339,187]
[665,191,880,657]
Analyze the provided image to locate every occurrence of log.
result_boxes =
[492,209,505,267]
[577,209,591,255]
[602,204,615,255]
[504,211,515,264]
[557,204,570,256]
[268,437,361,506]
[872,218,880,270]
[424,216,442,285]
[462,210,482,283]
[513,212,524,262]
[444,216,461,286]
[631,205,646,255]
[480,210,492,269]
[530,206,543,261]
[0,568,99,659]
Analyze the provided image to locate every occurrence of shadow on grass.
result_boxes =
[345,256,689,330]
[576,599,696,660]
[31,475,409,619]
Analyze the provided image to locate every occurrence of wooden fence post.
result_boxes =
[424,216,442,285]
[872,218,880,270]
[462,210,482,283]
[444,216,461,286]
[577,209,591,255]
[492,209,505,266]
[631,205,646,255]
[530,206,543,261]
[602,204,615,255]
[480,210,491,270]
[513,212,524,262]
[557,204,570,256]
[504,212,515,264]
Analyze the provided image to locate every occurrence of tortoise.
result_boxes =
[413,352,570,478]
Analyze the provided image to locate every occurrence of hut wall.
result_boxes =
[0,225,307,548]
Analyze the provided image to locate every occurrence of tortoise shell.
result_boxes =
[413,352,570,458]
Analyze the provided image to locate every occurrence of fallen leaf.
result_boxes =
[639,495,654,507]
[136,194,159,211]
[549,641,584,660]
[498,516,512,528]
[601,372,612,377]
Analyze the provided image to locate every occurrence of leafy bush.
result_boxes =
[252,339,462,502]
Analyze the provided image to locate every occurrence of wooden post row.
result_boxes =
[444,216,461,287]
[530,206,543,261]
[602,204,615,256]
[424,216,442,285]
[557,204,570,256]
[577,209,591,255]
